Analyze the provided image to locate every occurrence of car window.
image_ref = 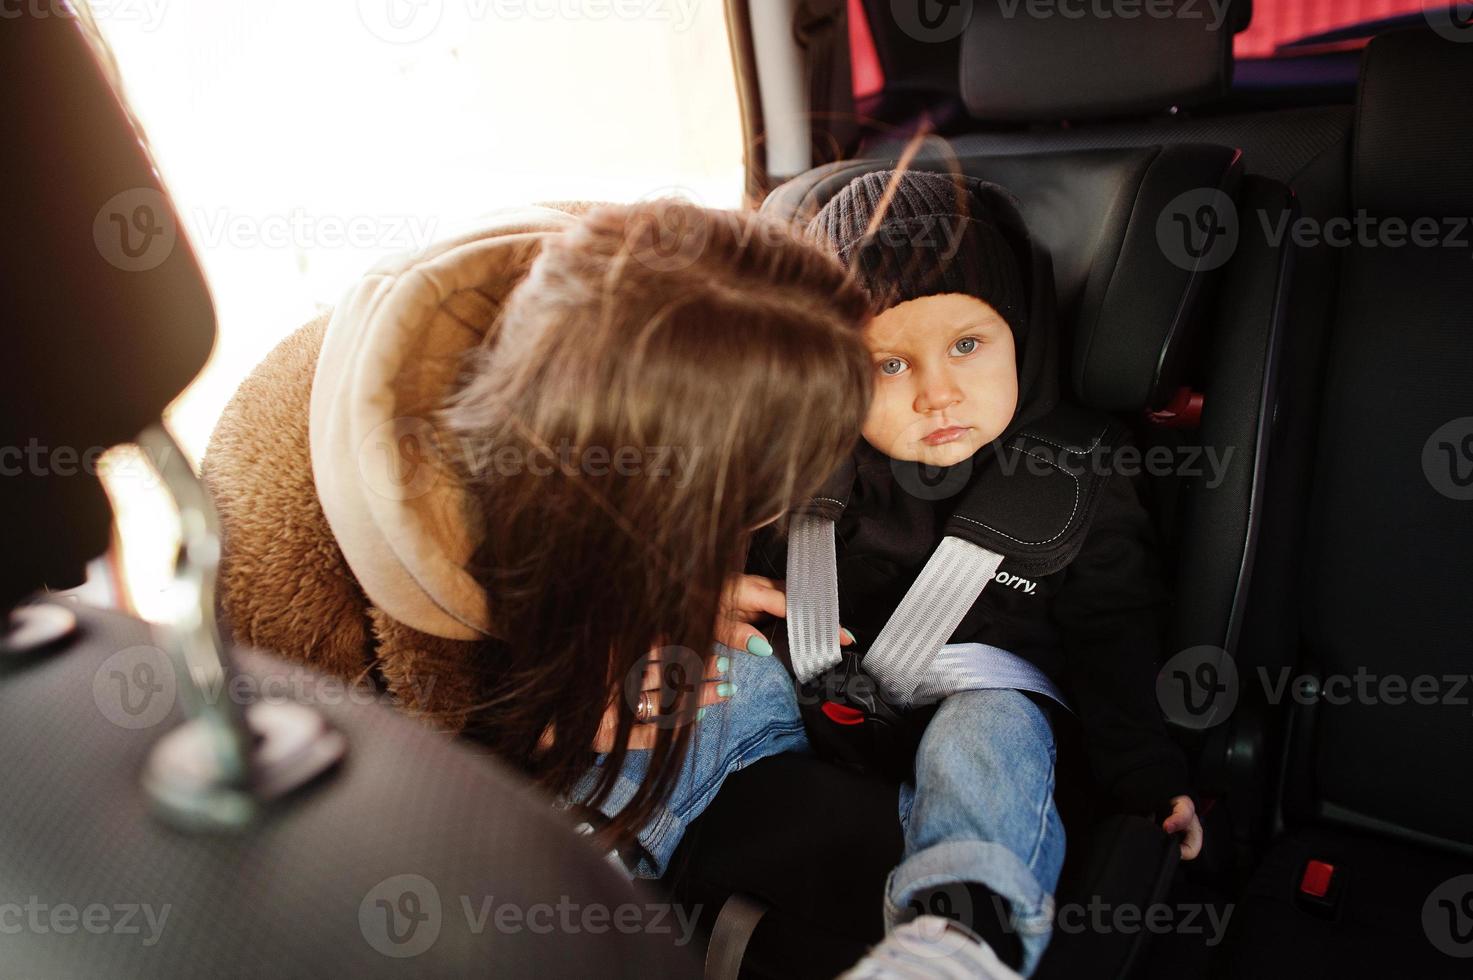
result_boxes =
[1235,0,1430,56]
[85,1,742,618]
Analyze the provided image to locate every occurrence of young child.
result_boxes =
[797,170,1202,976]
[582,173,1202,978]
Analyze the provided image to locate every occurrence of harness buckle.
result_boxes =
[797,650,930,783]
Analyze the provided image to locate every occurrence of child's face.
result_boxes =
[861,293,1018,467]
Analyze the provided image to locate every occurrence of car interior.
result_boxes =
[3,2,1470,978]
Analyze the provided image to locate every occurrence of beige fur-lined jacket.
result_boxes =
[202,204,595,731]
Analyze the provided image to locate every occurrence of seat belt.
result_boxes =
[864,535,1009,706]
[785,513,844,684]
[918,642,1069,709]
[794,0,857,168]
[785,514,1070,710]
[704,893,769,980]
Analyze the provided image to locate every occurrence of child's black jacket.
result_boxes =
[748,437,1191,815]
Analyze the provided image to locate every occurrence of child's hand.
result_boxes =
[716,574,856,657]
[1162,795,1203,860]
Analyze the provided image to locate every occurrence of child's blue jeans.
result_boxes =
[569,646,1066,976]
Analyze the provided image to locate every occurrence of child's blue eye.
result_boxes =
[879,357,907,376]
[952,337,978,356]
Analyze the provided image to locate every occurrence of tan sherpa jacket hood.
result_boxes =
[204,205,583,729]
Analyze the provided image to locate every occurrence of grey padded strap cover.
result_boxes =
[785,513,844,684]
[941,406,1125,579]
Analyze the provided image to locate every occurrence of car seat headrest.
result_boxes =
[960,0,1248,121]
[0,15,215,611]
[309,208,577,641]
[1354,28,1473,218]
[764,145,1242,412]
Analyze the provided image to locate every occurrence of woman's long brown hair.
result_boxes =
[442,201,872,847]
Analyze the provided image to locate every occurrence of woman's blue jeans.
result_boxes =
[569,646,1066,975]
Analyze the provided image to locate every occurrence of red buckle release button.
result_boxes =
[821,702,866,726]
[1300,860,1335,899]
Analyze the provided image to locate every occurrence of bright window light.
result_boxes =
[86,0,744,617]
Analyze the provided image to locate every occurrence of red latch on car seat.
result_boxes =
[1299,859,1335,899]
[1294,858,1345,919]
[1147,387,1204,429]
[820,701,866,726]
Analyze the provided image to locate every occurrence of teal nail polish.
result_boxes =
[840,628,856,644]
[697,707,708,721]
[716,655,730,673]
[746,635,774,657]
[717,682,735,698]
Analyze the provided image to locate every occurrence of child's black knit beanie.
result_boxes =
[806,169,1029,337]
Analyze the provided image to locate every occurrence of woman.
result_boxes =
[442,201,872,851]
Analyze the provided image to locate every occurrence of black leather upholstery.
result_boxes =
[1221,828,1473,979]
[764,145,1242,412]
[1214,28,1473,978]
[0,15,214,609]
[1170,176,1295,657]
[0,604,698,978]
[1297,29,1473,849]
[959,0,1243,121]
[862,105,1350,189]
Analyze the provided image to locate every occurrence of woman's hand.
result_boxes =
[590,647,734,752]
[1162,795,1203,860]
[715,574,854,657]
[557,576,859,754]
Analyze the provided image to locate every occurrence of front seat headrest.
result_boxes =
[960,0,1248,121]
[0,14,215,610]
[309,208,577,642]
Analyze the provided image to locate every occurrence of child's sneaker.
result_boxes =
[839,915,1023,979]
